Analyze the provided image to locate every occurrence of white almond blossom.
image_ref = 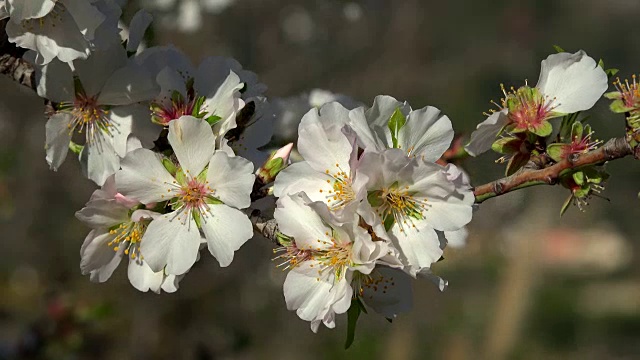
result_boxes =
[75,175,183,293]
[466,50,608,156]
[3,0,120,65]
[115,116,255,275]
[274,193,406,331]
[357,149,474,276]
[36,42,157,185]
[349,95,454,162]
[274,102,368,219]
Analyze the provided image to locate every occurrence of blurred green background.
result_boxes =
[1,0,639,359]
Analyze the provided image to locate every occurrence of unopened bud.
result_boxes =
[257,143,294,184]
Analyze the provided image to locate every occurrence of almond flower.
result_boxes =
[75,176,183,293]
[115,116,255,275]
[466,50,608,156]
[274,193,408,332]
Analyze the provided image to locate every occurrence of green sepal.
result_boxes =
[345,298,366,349]
[546,143,566,162]
[162,158,178,175]
[572,171,585,185]
[192,96,207,118]
[491,137,520,154]
[570,121,584,140]
[68,141,84,155]
[388,108,407,148]
[73,75,86,97]
[553,45,565,53]
[171,90,184,104]
[603,91,622,100]
[605,68,619,78]
[193,211,202,228]
[383,214,395,232]
[530,120,553,137]
[505,152,530,176]
[175,168,187,184]
[367,191,383,207]
[609,100,634,114]
[558,112,580,142]
[205,115,222,126]
[560,194,573,217]
[266,157,285,178]
[205,197,224,205]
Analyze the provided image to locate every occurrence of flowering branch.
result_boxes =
[473,136,638,203]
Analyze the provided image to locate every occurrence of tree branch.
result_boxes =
[473,136,637,203]
[0,19,35,91]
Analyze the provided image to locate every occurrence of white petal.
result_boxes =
[390,224,443,276]
[273,161,333,201]
[364,95,411,147]
[7,0,56,20]
[98,61,158,106]
[297,107,354,175]
[116,148,178,204]
[444,227,468,248]
[198,69,244,137]
[107,105,135,158]
[205,151,254,209]
[80,140,120,186]
[126,9,153,52]
[464,109,509,157]
[168,116,216,176]
[201,204,253,267]
[361,267,412,318]
[398,106,454,161]
[80,230,123,283]
[154,67,188,111]
[536,50,608,114]
[35,59,74,103]
[274,194,333,251]
[140,213,202,275]
[75,199,128,228]
[75,46,127,97]
[347,107,386,152]
[62,0,106,40]
[44,113,72,170]
[127,258,164,293]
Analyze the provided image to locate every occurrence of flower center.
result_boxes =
[486,84,557,132]
[59,93,114,143]
[614,75,640,109]
[167,175,218,225]
[313,238,353,281]
[108,221,147,260]
[272,243,312,271]
[320,165,355,210]
[372,184,428,232]
[150,79,205,125]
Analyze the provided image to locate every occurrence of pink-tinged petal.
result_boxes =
[140,213,202,275]
[206,151,254,209]
[200,204,253,267]
[116,148,178,204]
[168,116,216,176]
[75,199,128,228]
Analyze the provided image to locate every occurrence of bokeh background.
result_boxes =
[1,0,640,359]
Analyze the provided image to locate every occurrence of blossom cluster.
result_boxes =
[2,0,630,340]
[273,97,474,330]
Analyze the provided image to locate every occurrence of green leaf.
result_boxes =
[606,68,619,78]
[192,96,206,117]
[546,143,566,162]
[367,191,384,207]
[205,115,222,125]
[383,214,395,232]
[345,298,364,349]
[387,108,407,148]
[553,45,565,53]
[531,120,553,137]
[560,194,573,216]
[572,171,585,185]
[162,158,177,175]
[68,141,84,155]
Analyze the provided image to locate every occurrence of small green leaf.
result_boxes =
[367,191,384,207]
[388,108,407,148]
[598,58,605,69]
[162,158,178,175]
[171,90,184,104]
[491,137,520,154]
[345,298,364,349]
[572,171,585,185]
[193,211,202,228]
[603,91,622,100]
[68,141,84,155]
[192,96,207,117]
[570,121,583,140]
[610,100,633,114]
[553,45,565,53]
[560,194,573,216]
[205,115,222,125]
[205,197,224,205]
[606,68,619,78]
[546,143,566,162]
[383,214,395,232]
